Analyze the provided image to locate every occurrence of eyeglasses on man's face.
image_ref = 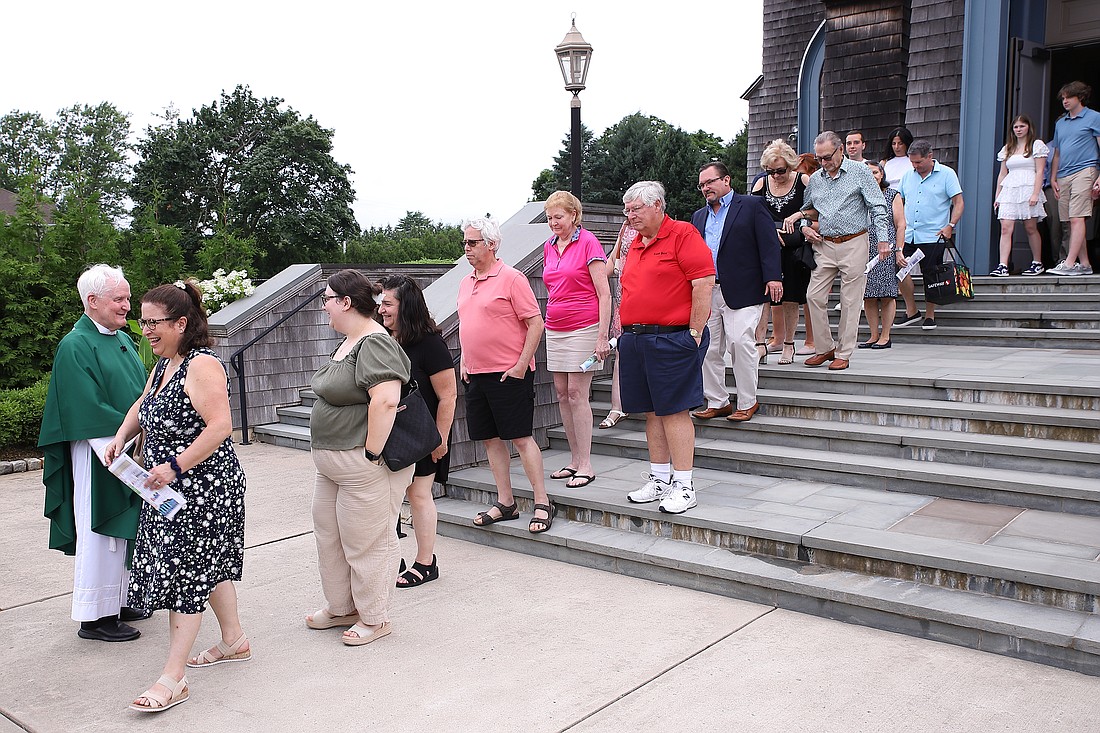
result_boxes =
[814,147,839,163]
[622,203,652,217]
[137,317,176,330]
[696,176,725,191]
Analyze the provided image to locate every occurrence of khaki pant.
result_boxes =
[311,449,414,625]
[701,288,763,410]
[806,233,868,361]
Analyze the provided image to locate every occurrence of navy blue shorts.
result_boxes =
[618,328,709,417]
[463,371,535,441]
[903,240,948,280]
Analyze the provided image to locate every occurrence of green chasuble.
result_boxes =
[38,314,148,555]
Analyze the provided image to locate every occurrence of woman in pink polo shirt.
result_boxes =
[543,191,611,489]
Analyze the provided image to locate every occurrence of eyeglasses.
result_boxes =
[462,239,486,247]
[319,294,344,304]
[814,147,839,162]
[764,167,789,176]
[622,203,651,217]
[137,317,176,330]
[696,176,725,191]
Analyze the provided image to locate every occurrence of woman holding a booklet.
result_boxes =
[105,279,249,714]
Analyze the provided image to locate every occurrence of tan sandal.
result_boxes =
[306,608,360,630]
[342,621,391,646]
[186,632,251,667]
[129,674,189,713]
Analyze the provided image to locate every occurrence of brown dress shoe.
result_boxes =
[828,358,850,370]
[726,403,760,422]
[803,350,836,367]
[692,404,733,419]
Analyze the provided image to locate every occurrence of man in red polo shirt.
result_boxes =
[618,181,715,514]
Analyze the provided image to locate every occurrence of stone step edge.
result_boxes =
[583,429,1100,498]
[434,497,1100,676]
[594,369,1100,401]
[629,413,1100,464]
[756,389,1100,427]
[446,475,1100,598]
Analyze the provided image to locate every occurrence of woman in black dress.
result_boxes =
[752,139,817,365]
[377,275,456,588]
[106,280,249,714]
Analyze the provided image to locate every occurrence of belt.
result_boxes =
[622,324,689,334]
[823,229,867,244]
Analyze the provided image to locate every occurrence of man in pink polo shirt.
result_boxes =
[457,217,555,534]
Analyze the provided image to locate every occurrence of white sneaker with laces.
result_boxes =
[658,481,697,514]
[1050,260,1068,274]
[627,474,672,504]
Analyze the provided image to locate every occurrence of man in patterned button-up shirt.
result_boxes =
[784,131,890,370]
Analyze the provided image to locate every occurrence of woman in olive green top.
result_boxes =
[305,269,414,647]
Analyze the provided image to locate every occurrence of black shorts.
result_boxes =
[463,371,535,441]
[903,240,948,280]
[413,443,451,483]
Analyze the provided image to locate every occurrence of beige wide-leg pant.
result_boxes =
[312,449,414,625]
[700,288,764,410]
[806,233,869,361]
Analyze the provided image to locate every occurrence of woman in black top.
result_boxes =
[752,139,817,365]
[377,275,456,588]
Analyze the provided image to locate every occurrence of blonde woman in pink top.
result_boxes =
[543,191,611,489]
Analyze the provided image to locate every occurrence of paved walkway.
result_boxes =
[2,442,1100,732]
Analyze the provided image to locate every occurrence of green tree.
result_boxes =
[130,86,358,277]
[0,111,60,192]
[51,103,132,220]
[724,119,750,194]
[124,206,186,297]
[531,124,600,201]
[653,123,707,220]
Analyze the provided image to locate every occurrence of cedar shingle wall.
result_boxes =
[822,0,910,158]
[903,0,965,169]
[748,0,826,178]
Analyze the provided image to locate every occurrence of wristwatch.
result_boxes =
[364,448,384,465]
[689,328,701,339]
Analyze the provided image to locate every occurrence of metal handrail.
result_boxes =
[229,287,326,444]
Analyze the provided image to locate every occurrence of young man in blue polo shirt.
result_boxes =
[897,140,964,330]
[1049,81,1100,276]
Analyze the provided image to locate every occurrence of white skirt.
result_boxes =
[996,177,1046,221]
[546,323,601,373]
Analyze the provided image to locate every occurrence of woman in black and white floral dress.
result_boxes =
[106,280,249,714]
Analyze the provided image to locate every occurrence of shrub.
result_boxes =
[0,375,49,450]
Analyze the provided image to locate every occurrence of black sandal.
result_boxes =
[529,503,557,534]
[473,501,520,526]
[396,555,438,588]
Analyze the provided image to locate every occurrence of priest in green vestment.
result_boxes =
[38,264,149,642]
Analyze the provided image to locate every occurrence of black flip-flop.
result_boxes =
[529,503,557,534]
[566,474,595,488]
[550,467,577,480]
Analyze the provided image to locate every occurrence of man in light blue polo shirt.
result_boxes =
[897,139,964,330]
[1049,80,1100,276]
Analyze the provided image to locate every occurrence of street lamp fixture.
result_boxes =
[555,17,593,198]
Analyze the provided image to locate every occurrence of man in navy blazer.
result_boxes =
[690,162,783,422]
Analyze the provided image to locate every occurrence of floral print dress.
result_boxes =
[128,348,246,615]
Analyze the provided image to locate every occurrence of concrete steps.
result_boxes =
[435,460,1100,676]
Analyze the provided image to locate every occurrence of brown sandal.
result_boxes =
[473,501,520,526]
[529,503,557,534]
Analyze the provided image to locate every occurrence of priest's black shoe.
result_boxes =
[78,617,141,642]
[119,606,152,622]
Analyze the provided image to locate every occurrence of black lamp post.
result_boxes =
[555,18,593,198]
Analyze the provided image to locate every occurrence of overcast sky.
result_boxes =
[7,1,763,228]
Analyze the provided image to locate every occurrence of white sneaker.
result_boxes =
[1049,260,1068,274]
[627,474,672,504]
[658,481,697,514]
